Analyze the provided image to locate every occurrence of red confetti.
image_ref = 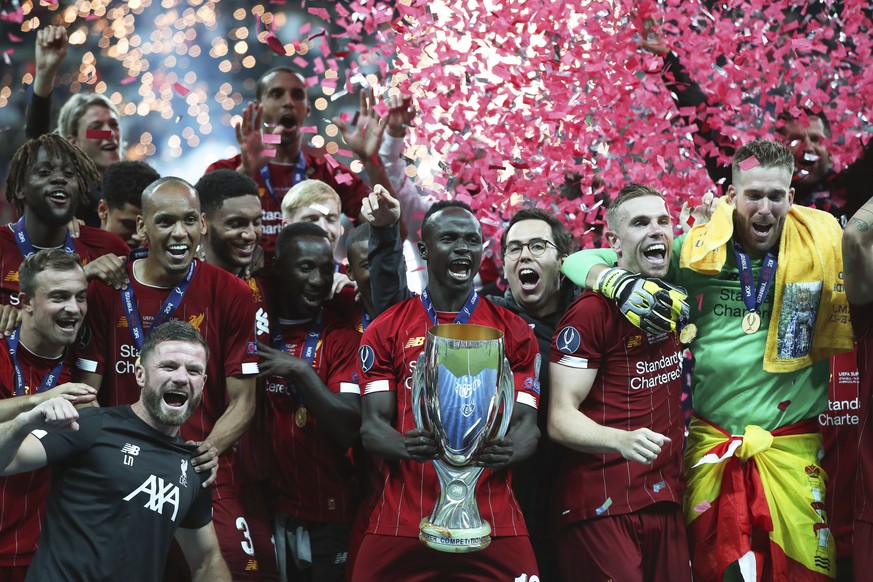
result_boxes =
[85,129,113,140]
[172,82,190,97]
[738,156,760,171]
[7,33,22,43]
[777,400,791,412]
[264,32,286,56]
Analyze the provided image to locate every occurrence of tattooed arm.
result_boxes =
[843,197,873,305]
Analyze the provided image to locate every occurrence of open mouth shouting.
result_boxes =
[278,113,299,132]
[642,242,668,267]
[518,267,540,291]
[162,388,190,410]
[448,258,473,282]
[750,221,774,241]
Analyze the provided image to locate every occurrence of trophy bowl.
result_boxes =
[411,324,514,553]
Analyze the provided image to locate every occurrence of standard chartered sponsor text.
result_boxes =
[631,351,682,391]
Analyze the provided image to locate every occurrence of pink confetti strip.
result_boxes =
[85,129,113,140]
[738,156,760,171]
[261,133,281,144]
[334,173,353,185]
[172,82,190,97]
[693,500,711,514]
[300,126,318,134]
[262,149,277,158]
[121,76,137,85]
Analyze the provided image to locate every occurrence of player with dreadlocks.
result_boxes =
[1,134,130,309]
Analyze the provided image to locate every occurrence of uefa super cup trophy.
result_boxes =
[411,323,514,553]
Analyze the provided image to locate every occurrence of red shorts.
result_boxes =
[350,534,538,582]
[557,502,691,582]
[164,493,277,581]
[213,493,276,580]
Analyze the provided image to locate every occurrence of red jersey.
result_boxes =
[235,274,273,486]
[265,309,361,522]
[549,292,685,525]
[0,340,72,566]
[820,349,861,557]
[852,301,873,525]
[75,259,259,494]
[357,295,540,538]
[0,224,129,306]
[206,152,369,257]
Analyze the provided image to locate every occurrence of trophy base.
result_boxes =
[418,519,492,553]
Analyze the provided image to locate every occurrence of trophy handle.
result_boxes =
[411,352,428,430]
[493,357,514,439]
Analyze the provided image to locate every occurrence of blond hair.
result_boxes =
[280,179,341,218]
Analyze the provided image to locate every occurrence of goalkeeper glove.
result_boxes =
[594,267,690,334]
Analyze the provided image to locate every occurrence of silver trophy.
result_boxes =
[411,324,514,553]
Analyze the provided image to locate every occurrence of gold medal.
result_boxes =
[679,323,697,344]
[742,311,761,335]
[295,406,308,428]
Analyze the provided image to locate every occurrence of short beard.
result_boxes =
[141,377,201,427]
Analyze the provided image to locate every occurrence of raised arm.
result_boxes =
[28,25,68,140]
[362,185,412,315]
[548,363,668,464]
[0,397,78,475]
[843,195,873,305]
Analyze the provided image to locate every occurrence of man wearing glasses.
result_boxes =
[489,208,576,581]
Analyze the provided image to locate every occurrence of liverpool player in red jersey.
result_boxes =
[206,69,394,259]
[0,249,97,581]
[842,193,873,580]
[74,177,268,580]
[257,223,361,581]
[549,184,691,582]
[195,168,278,580]
[1,135,130,307]
[353,201,541,581]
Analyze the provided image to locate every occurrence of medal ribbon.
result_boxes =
[733,241,777,314]
[8,326,64,397]
[258,151,307,204]
[420,288,479,325]
[120,248,197,351]
[271,310,324,406]
[13,217,75,258]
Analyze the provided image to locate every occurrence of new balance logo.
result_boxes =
[124,475,181,521]
[404,336,425,349]
[122,443,140,466]
[256,308,269,337]
[121,444,140,456]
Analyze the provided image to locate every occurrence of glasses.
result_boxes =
[504,238,558,260]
